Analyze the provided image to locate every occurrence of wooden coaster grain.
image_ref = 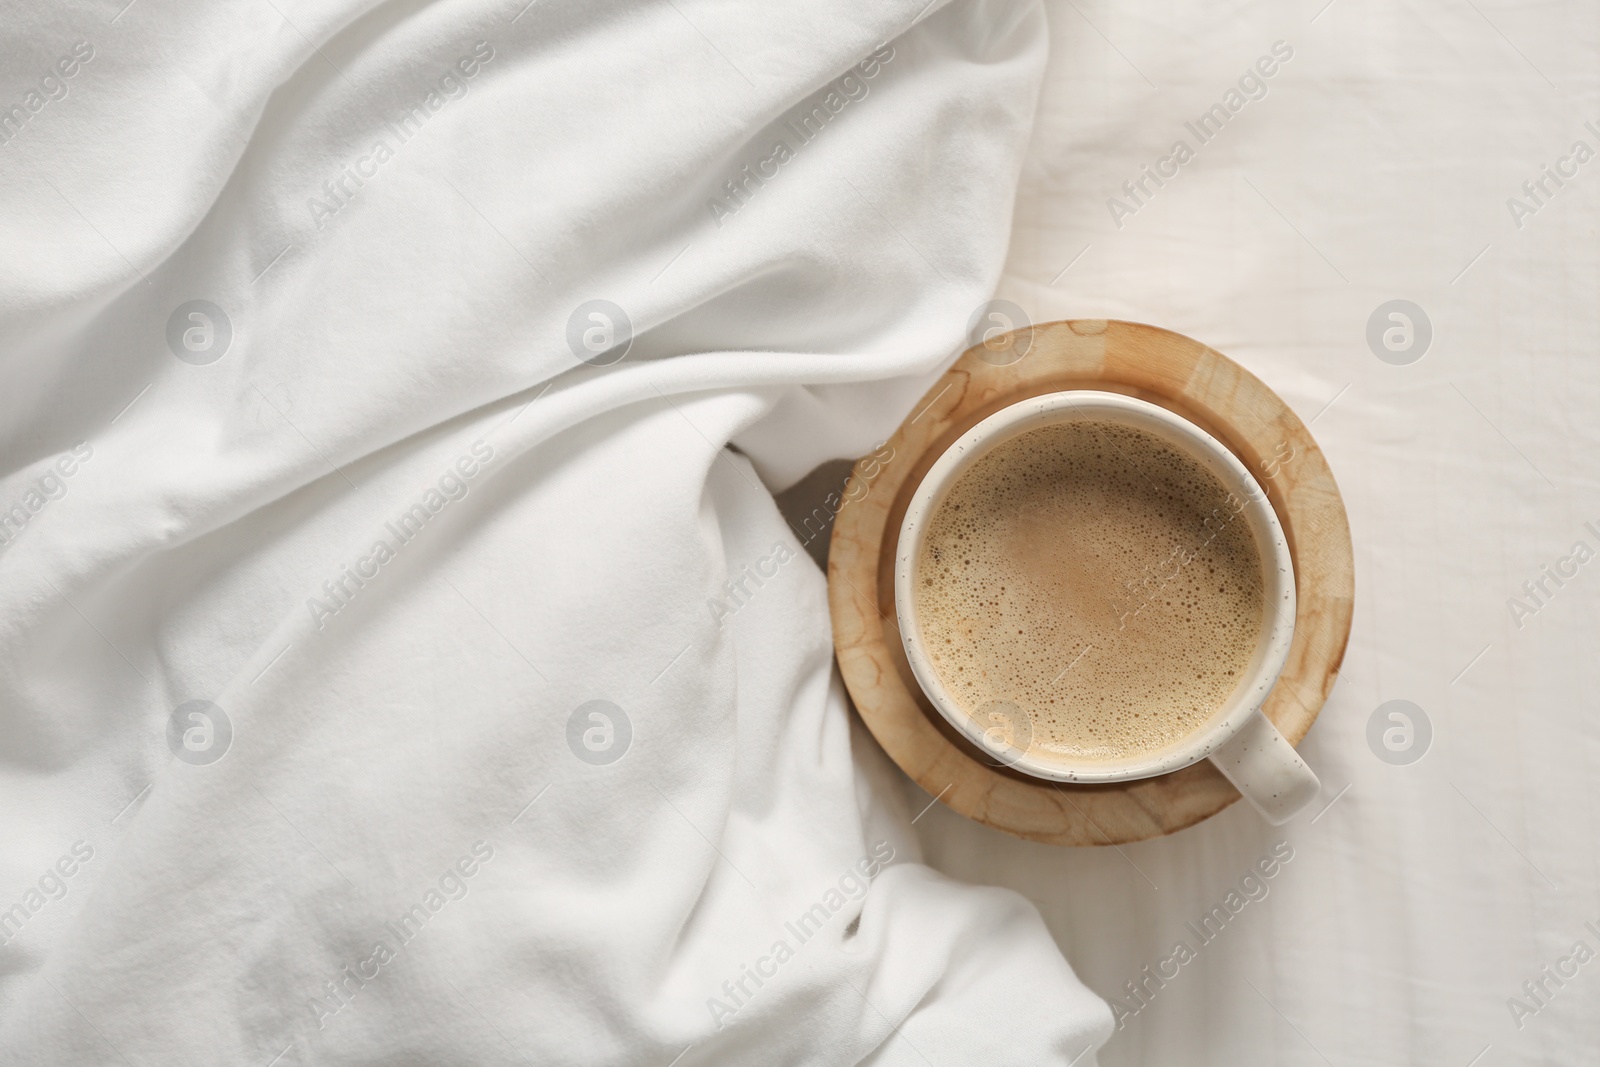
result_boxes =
[827,320,1353,846]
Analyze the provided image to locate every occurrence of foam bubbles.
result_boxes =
[913,419,1267,764]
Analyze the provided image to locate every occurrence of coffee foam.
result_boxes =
[912,419,1266,764]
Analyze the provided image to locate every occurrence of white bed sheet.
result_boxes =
[4,0,1596,1062]
[0,1,1122,1064]
[915,2,1600,1064]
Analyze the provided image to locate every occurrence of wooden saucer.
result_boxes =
[827,320,1353,845]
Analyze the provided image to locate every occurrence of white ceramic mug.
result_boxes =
[894,390,1319,825]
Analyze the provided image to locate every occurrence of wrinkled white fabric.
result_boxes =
[0,0,1115,1063]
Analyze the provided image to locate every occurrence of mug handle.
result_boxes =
[1207,710,1320,825]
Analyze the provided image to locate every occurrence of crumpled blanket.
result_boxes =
[0,0,1111,1063]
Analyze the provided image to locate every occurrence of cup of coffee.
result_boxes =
[894,390,1319,825]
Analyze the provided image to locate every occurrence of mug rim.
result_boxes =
[893,390,1297,784]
